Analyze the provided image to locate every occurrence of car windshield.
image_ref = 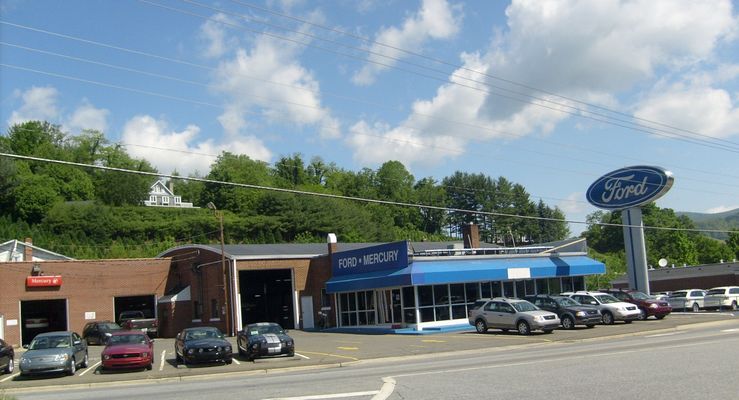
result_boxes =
[100,323,122,331]
[630,291,651,300]
[29,335,70,350]
[184,329,222,340]
[556,297,580,307]
[595,294,620,304]
[670,291,687,298]
[706,289,725,295]
[247,324,285,336]
[108,334,147,345]
[511,301,538,312]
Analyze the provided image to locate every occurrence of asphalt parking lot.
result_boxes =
[1,311,737,391]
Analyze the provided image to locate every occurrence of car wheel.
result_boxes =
[81,352,89,368]
[516,321,530,335]
[68,358,76,376]
[475,319,488,334]
[732,301,738,311]
[238,346,246,357]
[561,316,575,330]
[5,358,14,374]
[637,308,647,320]
[692,303,700,313]
[287,351,295,357]
[602,312,614,325]
[146,363,153,370]
[175,353,182,364]
[655,315,666,320]
[225,358,233,365]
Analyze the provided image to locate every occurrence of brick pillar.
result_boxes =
[24,237,33,261]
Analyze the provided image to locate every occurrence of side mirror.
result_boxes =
[73,340,81,346]
[23,344,29,349]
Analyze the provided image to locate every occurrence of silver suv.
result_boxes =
[468,298,560,335]
[564,291,641,325]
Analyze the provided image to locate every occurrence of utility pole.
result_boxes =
[207,202,231,336]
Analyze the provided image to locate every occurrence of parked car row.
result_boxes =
[469,289,676,335]
[3,321,295,378]
[664,286,739,311]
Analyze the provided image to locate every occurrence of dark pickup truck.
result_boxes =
[118,311,158,338]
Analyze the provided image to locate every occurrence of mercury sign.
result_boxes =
[586,166,673,210]
[332,241,409,276]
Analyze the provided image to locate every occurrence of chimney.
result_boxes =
[24,237,33,261]
[462,223,480,249]
[327,233,338,255]
[168,180,174,193]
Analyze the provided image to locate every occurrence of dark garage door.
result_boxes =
[239,269,294,329]
[20,299,67,346]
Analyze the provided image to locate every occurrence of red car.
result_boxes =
[101,331,154,371]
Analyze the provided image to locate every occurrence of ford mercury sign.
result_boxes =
[332,241,409,276]
[587,166,674,210]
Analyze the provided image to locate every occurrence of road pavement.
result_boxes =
[0,311,736,393]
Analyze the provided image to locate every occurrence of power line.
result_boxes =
[143,0,739,153]
[3,27,739,183]
[1,152,736,235]
[222,0,739,150]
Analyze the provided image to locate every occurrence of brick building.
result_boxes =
[0,257,170,346]
[611,261,739,292]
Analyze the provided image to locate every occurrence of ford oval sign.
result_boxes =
[587,166,674,210]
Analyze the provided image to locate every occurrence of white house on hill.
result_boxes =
[143,180,195,208]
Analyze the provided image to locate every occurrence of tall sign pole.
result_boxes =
[586,166,674,294]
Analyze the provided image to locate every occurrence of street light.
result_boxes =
[207,202,231,336]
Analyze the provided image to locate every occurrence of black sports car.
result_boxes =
[237,322,294,361]
[174,327,232,365]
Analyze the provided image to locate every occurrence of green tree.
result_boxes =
[274,153,307,188]
[201,152,272,214]
[95,145,157,206]
[11,174,60,223]
[728,232,739,259]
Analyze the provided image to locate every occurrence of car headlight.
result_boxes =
[103,354,111,360]
[20,357,30,365]
[533,316,544,322]
[619,307,628,311]
[225,346,231,352]
[142,352,149,358]
[187,348,194,355]
[54,354,70,362]
[649,303,658,308]
[286,341,293,347]
[575,311,586,317]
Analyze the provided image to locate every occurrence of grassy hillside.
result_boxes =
[677,208,739,240]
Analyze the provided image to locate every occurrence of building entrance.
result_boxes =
[20,299,67,346]
[239,269,295,329]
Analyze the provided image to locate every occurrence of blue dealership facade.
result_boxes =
[326,236,606,331]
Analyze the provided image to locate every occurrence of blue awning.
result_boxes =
[325,255,605,293]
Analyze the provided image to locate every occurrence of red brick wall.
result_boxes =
[0,259,170,347]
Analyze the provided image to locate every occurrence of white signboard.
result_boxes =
[7,319,18,326]
[84,312,96,320]
[507,268,531,280]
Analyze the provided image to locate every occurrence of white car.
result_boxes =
[564,291,641,325]
[667,289,706,312]
[703,286,739,311]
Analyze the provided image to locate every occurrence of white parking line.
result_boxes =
[0,372,19,383]
[294,352,310,360]
[721,328,739,332]
[79,361,100,376]
[232,358,240,365]
[159,350,166,371]
[262,391,380,400]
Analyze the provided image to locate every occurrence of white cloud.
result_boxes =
[705,205,739,214]
[210,30,338,137]
[347,0,738,167]
[8,86,60,126]
[66,100,109,133]
[557,192,588,215]
[121,115,272,176]
[634,82,739,139]
[353,0,462,85]
[199,13,238,59]
[478,0,736,121]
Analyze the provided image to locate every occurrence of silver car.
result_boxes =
[667,289,706,312]
[19,331,89,376]
[468,298,560,335]
[565,291,641,324]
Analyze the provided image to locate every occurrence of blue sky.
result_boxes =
[1,0,738,235]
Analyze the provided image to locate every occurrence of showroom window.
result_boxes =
[339,291,376,326]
